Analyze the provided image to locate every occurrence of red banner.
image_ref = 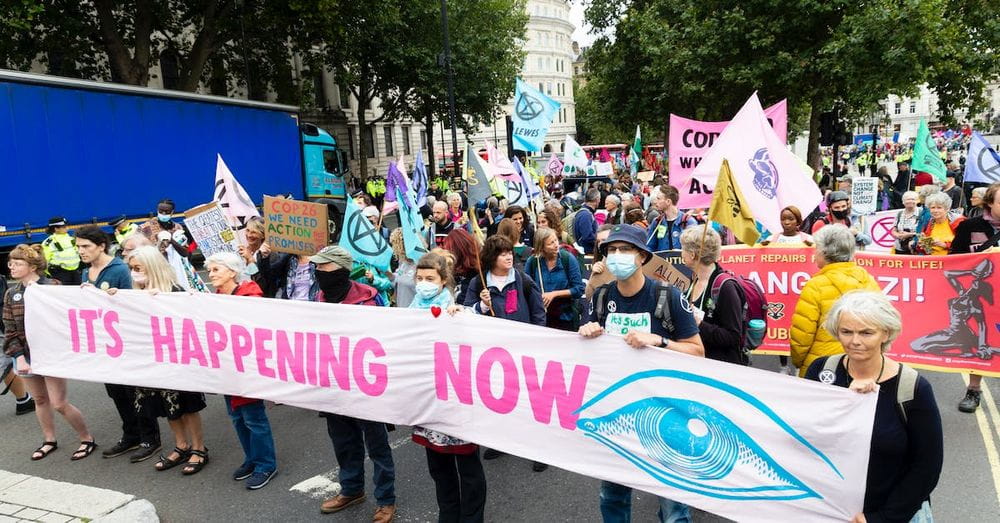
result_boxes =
[719,247,1000,377]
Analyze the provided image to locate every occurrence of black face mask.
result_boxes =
[831,209,850,220]
[315,269,351,303]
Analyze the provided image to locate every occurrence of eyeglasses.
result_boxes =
[7,260,29,268]
[605,245,637,254]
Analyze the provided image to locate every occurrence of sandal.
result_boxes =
[182,448,209,475]
[71,440,98,461]
[31,441,57,461]
[155,446,191,472]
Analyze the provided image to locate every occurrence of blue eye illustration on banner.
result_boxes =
[575,370,840,501]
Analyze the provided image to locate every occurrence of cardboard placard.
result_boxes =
[183,202,240,258]
[636,170,655,182]
[584,250,691,298]
[263,195,329,255]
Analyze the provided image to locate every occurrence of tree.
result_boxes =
[574,77,625,144]
[0,1,303,99]
[583,0,999,173]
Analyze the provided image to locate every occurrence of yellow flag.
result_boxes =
[708,159,760,245]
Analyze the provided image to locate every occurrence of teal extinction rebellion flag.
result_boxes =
[339,196,392,271]
[912,119,946,183]
[512,78,560,152]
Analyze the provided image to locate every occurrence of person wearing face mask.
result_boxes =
[578,224,704,523]
[141,198,193,260]
[309,246,396,522]
[812,191,872,248]
[408,251,488,522]
[126,247,208,475]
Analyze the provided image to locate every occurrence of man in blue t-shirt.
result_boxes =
[578,224,704,522]
[646,185,698,252]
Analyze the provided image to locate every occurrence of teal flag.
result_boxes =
[397,185,428,262]
[339,197,392,271]
[912,120,946,183]
[512,78,560,152]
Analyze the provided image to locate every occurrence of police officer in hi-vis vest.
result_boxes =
[41,216,82,285]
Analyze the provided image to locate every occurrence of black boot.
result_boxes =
[958,388,982,413]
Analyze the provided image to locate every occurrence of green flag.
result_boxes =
[629,125,641,175]
[912,119,946,183]
[631,125,641,156]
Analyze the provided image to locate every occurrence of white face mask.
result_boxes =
[131,270,147,286]
[415,281,443,300]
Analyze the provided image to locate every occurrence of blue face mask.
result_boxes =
[415,281,443,300]
[157,213,172,223]
[606,252,639,280]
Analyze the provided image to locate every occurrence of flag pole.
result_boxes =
[472,241,494,317]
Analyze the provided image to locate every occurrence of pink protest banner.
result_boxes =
[669,101,787,209]
[25,286,873,522]
[720,247,1000,377]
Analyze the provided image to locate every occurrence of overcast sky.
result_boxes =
[569,1,596,46]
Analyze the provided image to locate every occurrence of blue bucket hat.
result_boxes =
[599,224,653,264]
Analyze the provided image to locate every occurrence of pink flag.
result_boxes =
[599,148,612,163]
[213,154,260,240]
[545,153,564,178]
[486,141,520,182]
[669,101,787,208]
[690,94,821,235]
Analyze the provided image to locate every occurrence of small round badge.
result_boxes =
[819,369,836,384]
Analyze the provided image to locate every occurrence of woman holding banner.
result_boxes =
[4,244,96,461]
[790,224,880,377]
[805,291,942,523]
[525,228,584,332]
[125,246,209,475]
[206,252,278,489]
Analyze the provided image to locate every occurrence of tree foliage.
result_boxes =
[584,0,1000,169]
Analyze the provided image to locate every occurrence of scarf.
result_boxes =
[316,269,352,303]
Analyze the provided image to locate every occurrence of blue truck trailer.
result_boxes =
[0,70,349,249]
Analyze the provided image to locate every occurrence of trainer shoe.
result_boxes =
[246,469,277,490]
[15,397,35,415]
[129,442,161,463]
[958,389,982,413]
[233,463,255,481]
[102,439,140,458]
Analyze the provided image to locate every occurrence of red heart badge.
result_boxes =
[430,305,442,318]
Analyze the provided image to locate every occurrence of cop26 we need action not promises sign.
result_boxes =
[25,286,875,522]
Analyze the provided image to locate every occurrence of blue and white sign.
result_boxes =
[512,78,560,152]
[964,131,1000,184]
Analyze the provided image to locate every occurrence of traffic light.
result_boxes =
[819,112,836,146]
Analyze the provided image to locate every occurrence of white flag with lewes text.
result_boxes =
[691,94,822,235]
[213,154,260,242]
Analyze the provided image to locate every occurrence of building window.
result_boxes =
[909,101,916,114]
[384,126,395,157]
[362,126,376,158]
[537,57,543,70]
[547,82,552,95]
[402,125,411,155]
[894,102,901,115]
[338,84,351,108]
[539,82,544,92]
[347,126,356,160]
[313,72,328,109]
[160,49,181,90]
[420,130,427,151]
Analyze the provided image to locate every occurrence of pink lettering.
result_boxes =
[103,311,123,357]
[205,321,228,369]
[180,319,209,367]
[318,335,351,390]
[353,337,387,396]
[68,309,80,353]
[79,309,99,353]
[253,328,276,378]
[149,316,177,363]
[275,331,306,384]
[475,347,519,414]
[305,333,318,386]
[434,342,472,404]
[230,325,253,373]
[522,357,590,430]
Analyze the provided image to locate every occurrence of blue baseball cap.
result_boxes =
[599,224,653,263]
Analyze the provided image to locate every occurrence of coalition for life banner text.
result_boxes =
[720,247,1000,377]
[669,101,787,209]
[25,286,874,523]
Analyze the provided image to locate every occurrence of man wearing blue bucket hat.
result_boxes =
[579,223,704,523]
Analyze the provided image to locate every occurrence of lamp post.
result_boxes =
[440,0,460,183]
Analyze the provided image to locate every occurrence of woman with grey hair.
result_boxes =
[205,252,278,489]
[805,291,942,523]
[890,191,919,254]
[915,192,964,255]
[679,225,747,365]
[966,187,987,219]
[790,224,880,376]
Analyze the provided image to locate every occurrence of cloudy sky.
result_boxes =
[569,1,596,46]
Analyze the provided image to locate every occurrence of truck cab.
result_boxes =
[300,122,350,235]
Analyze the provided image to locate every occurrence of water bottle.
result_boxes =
[747,319,766,348]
